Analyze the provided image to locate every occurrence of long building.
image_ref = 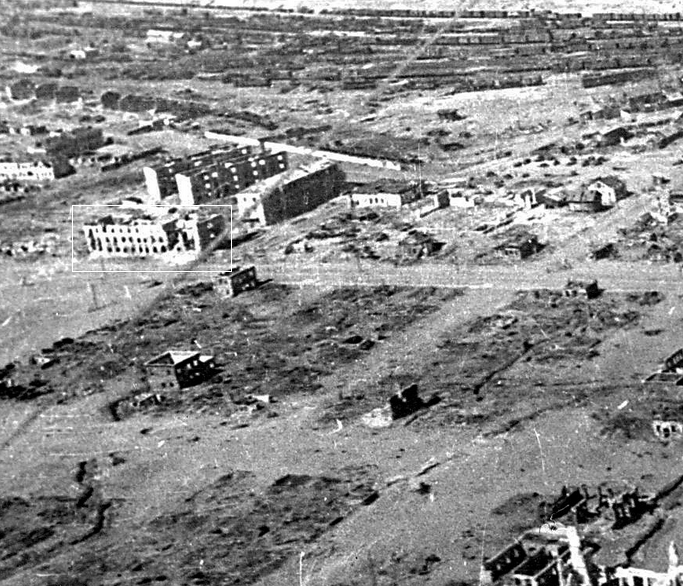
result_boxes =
[0,158,73,181]
[176,150,288,205]
[142,145,253,202]
[235,159,345,226]
[83,211,226,257]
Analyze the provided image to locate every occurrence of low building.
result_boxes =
[397,231,440,260]
[0,159,72,182]
[348,192,407,209]
[389,383,423,419]
[599,126,634,147]
[6,79,35,101]
[215,266,258,297]
[144,350,216,393]
[662,348,683,373]
[69,47,98,60]
[563,279,600,299]
[235,160,345,226]
[42,126,105,158]
[146,29,186,45]
[608,543,683,586]
[653,420,683,442]
[568,177,627,212]
[498,233,544,260]
[82,211,226,257]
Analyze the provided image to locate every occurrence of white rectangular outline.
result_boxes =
[71,204,233,273]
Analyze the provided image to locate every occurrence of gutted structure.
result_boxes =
[215,266,259,297]
[0,159,72,181]
[144,350,216,393]
[480,527,585,586]
[41,127,105,159]
[83,212,226,257]
[609,543,683,586]
[397,231,441,260]
[644,348,683,384]
[176,150,287,205]
[348,192,409,209]
[564,280,601,300]
[235,160,345,226]
[653,420,683,441]
[389,383,424,419]
[143,145,254,202]
[569,177,629,212]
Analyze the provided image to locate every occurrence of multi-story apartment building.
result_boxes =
[142,146,252,202]
[175,150,288,205]
[235,160,345,226]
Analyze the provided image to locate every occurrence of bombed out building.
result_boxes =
[40,127,105,158]
[143,145,281,203]
[83,211,226,257]
[175,150,288,205]
[144,350,216,393]
[235,159,345,226]
[0,158,73,181]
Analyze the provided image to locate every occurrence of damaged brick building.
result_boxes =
[144,350,216,393]
[143,145,286,204]
[175,149,288,205]
[235,159,345,226]
[83,211,226,257]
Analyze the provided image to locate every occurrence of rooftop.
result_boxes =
[145,350,201,367]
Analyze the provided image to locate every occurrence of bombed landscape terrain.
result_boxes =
[9,1,683,586]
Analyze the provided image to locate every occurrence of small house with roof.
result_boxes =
[144,350,216,393]
[568,177,628,212]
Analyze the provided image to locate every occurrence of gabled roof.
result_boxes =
[589,175,626,192]
[145,350,199,366]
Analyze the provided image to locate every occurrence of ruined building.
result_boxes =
[609,543,683,586]
[215,266,259,297]
[83,212,226,257]
[0,158,73,182]
[235,159,345,226]
[144,350,216,393]
[143,146,287,204]
[480,526,590,586]
[40,127,105,159]
[176,150,287,205]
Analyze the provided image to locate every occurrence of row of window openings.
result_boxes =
[100,227,163,235]
[97,235,165,244]
[100,244,168,253]
[205,167,283,181]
